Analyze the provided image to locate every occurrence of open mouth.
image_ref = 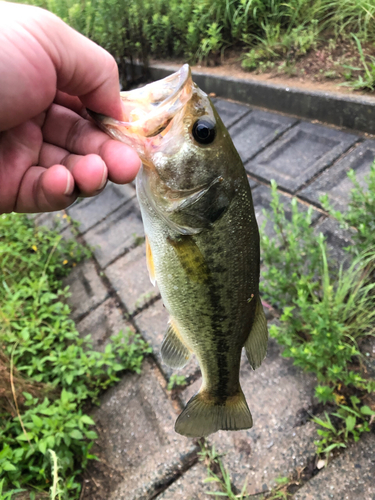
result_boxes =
[87,64,193,152]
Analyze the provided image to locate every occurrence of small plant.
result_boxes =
[260,180,327,310]
[313,396,375,458]
[345,34,375,90]
[0,213,151,498]
[198,441,248,499]
[321,160,375,254]
[167,374,187,391]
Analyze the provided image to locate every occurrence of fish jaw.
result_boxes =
[87,64,194,164]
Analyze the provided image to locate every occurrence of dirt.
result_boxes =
[152,39,375,99]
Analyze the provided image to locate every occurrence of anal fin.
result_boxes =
[161,319,190,369]
[244,295,268,369]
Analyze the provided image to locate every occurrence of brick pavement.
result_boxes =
[38,99,375,499]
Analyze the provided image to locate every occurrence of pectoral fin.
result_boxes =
[244,296,268,369]
[145,236,156,286]
[161,319,190,369]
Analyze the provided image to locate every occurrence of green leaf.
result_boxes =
[360,405,375,416]
[2,461,17,471]
[16,432,34,441]
[80,415,95,426]
[69,429,83,440]
[31,415,43,428]
[345,415,356,432]
[38,440,48,455]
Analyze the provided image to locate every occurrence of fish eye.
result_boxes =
[192,119,216,145]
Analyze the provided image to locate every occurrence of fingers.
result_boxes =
[14,165,76,213]
[0,2,123,132]
[30,5,124,120]
[40,143,108,196]
[42,103,141,183]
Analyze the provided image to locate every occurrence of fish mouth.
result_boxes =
[88,64,193,160]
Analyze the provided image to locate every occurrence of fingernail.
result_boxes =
[98,163,108,191]
[64,171,74,195]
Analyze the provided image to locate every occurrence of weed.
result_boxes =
[260,179,375,459]
[0,214,151,498]
[342,34,375,90]
[261,183,375,402]
[313,396,375,458]
[321,160,375,254]
[15,0,375,70]
[167,374,187,391]
[198,441,248,499]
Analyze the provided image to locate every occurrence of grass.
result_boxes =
[0,213,151,499]
[259,167,375,464]
[13,0,375,90]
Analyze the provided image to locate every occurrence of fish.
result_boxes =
[88,65,268,438]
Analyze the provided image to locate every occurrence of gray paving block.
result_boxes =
[294,432,375,500]
[105,244,158,315]
[67,182,135,233]
[76,297,134,352]
[83,198,144,269]
[34,210,69,232]
[299,140,375,211]
[253,184,320,241]
[63,260,108,321]
[248,122,357,193]
[231,110,297,164]
[156,462,218,499]
[248,175,258,191]
[180,337,318,496]
[86,359,198,500]
[361,335,375,379]
[134,299,200,382]
[214,98,251,129]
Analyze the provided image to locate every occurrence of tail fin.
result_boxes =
[175,389,252,437]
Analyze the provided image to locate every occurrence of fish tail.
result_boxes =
[175,388,252,437]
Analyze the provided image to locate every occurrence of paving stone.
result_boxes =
[248,175,258,191]
[294,431,375,500]
[84,198,144,269]
[34,210,69,232]
[76,297,134,352]
[87,359,198,500]
[253,184,320,241]
[361,335,375,379]
[67,182,135,233]
[299,139,375,211]
[156,462,218,499]
[63,260,108,321]
[214,98,251,129]
[105,244,158,315]
[230,110,297,164]
[248,122,357,193]
[181,337,318,496]
[134,299,200,382]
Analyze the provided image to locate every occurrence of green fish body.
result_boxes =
[90,65,268,437]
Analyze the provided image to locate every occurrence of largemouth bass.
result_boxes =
[89,65,268,437]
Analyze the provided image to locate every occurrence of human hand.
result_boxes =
[0,2,140,214]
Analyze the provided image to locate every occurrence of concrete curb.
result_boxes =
[132,62,375,135]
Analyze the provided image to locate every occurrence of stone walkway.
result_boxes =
[35,99,375,499]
